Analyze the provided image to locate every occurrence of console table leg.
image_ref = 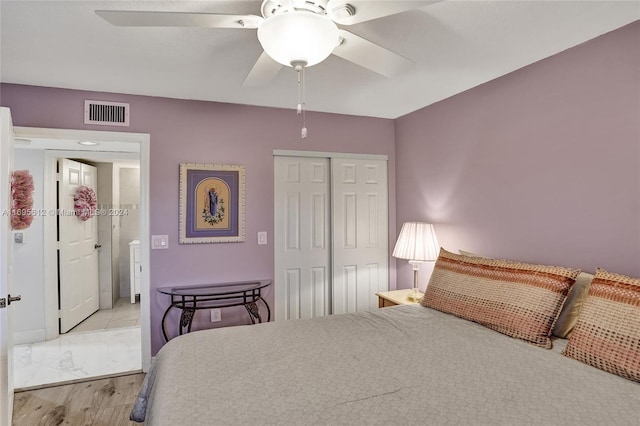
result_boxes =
[179,307,196,335]
[161,305,173,342]
[244,302,262,324]
[259,296,271,322]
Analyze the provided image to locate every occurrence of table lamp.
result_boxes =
[392,222,439,302]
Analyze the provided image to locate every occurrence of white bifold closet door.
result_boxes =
[274,155,388,321]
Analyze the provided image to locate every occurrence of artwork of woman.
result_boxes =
[197,178,227,227]
[182,164,242,241]
[208,186,218,216]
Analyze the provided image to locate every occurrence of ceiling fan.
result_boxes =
[96,0,437,87]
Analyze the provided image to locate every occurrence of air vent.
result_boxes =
[84,100,130,127]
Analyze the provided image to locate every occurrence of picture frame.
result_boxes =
[179,163,245,244]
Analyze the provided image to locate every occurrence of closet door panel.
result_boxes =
[275,157,331,320]
[332,158,388,314]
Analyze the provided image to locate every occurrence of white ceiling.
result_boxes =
[1,1,638,119]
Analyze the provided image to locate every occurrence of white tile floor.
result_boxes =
[68,297,141,334]
[13,298,141,389]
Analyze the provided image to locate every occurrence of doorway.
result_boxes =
[11,127,151,389]
[54,157,141,334]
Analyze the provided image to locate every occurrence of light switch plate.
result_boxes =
[152,235,169,249]
[258,231,267,245]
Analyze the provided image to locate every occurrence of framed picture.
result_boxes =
[179,163,245,244]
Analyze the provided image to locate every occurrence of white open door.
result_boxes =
[332,158,388,314]
[0,108,17,426]
[59,159,100,333]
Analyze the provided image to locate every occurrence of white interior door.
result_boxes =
[274,157,331,320]
[0,108,16,426]
[59,159,99,333]
[332,158,388,314]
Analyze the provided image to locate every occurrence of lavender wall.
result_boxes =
[395,21,640,289]
[0,84,396,354]
[3,21,637,354]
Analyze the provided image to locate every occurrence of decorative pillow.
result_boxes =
[454,250,592,339]
[458,249,486,258]
[421,249,579,348]
[563,268,640,382]
[552,272,594,338]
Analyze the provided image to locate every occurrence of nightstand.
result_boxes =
[376,289,424,308]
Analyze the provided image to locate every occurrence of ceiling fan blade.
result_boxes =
[243,52,283,87]
[95,10,263,29]
[327,0,438,25]
[332,30,413,77]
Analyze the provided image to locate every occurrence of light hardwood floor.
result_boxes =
[12,373,145,426]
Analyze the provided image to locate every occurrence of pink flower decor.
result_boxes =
[11,170,35,230]
[74,186,97,221]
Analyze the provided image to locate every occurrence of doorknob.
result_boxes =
[0,294,22,308]
[95,244,102,249]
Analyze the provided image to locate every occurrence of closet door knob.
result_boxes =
[8,294,22,305]
[95,244,102,249]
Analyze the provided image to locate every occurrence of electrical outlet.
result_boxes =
[210,308,221,322]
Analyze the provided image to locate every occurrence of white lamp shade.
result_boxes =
[257,11,339,67]
[392,222,439,262]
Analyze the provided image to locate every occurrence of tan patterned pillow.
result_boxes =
[421,249,579,348]
[563,268,640,382]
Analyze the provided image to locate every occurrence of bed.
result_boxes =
[133,249,640,425]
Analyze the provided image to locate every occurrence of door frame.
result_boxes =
[0,108,16,426]
[273,150,388,161]
[14,126,152,372]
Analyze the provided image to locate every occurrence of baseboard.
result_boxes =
[14,329,46,345]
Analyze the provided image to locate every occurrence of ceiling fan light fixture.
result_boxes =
[330,3,356,20]
[257,10,339,67]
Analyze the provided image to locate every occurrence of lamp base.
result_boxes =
[406,289,423,302]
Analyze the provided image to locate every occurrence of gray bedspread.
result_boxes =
[134,305,640,425]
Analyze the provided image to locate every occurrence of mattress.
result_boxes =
[134,304,640,425]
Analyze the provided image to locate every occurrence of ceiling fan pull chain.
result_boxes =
[296,66,302,115]
[301,64,307,139]
[292,60,308,139]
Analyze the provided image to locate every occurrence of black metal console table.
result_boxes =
[157,280,272,342]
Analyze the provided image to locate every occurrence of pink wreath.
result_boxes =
[11,170,35,230]
[74,186,97,221]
